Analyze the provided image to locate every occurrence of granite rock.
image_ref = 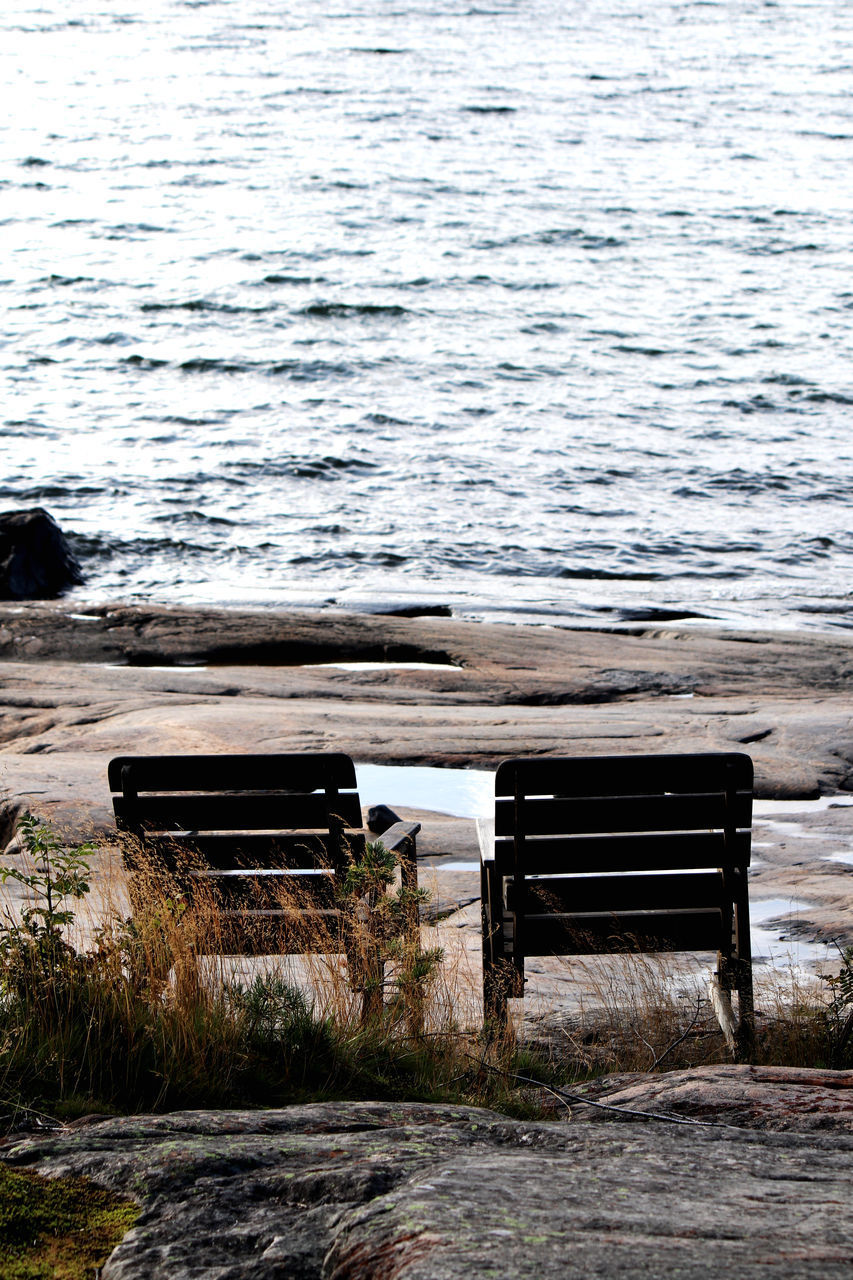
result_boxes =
[4,1080,853,1279]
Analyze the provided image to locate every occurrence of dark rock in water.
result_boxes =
[368,602,453,618]
[367,803,402,834]
[0,508,84,599]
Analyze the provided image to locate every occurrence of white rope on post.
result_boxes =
[709,973,737,1054]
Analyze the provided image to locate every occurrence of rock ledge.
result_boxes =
[4,1070,853,1278]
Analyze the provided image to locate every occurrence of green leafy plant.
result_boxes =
[821,943,853,1066]
[0,819,510,1124]
[0,815,95,998]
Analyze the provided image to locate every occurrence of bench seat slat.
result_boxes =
[506,870,725,914]
[495,791,751,837]
[189,870,338,910]
[114,791,363,833]
[496,753,753,797]
[108,752,357,794]
[125,832,366,871]
[493,831,751,874]
[522,909,725,956]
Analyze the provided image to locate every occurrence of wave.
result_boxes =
[362,412,412,427]
[222,456,378,481]
[66,532,213,560]
[462,104,516,114]
[475,228,624,251]
[259,274,328,284]
[555,567,665,581]
[298,302,411,318]
[288,549,409,567]
[152,510,237,527]
[0,483,106,501]
[141,300,280,315]
[119,354,365,379]
[37,274,91,287]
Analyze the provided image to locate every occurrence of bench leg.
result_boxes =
[481,858,515,1031]
[483,960,511,1029]
[733,890,755,1059]
[734,956,755,1060]
[716,952,755,1061]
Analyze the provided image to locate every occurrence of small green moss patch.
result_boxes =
[0,1164,139,1280]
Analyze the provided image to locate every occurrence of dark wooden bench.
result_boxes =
[108,752,420,1012]
[479,752,754,1051]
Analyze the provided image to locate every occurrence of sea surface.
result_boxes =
[3,0,853,631]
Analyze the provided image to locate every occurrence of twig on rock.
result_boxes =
[466,1053,741,1130]
[648,994,705,1072]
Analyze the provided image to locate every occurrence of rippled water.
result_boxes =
[3,0,853,629]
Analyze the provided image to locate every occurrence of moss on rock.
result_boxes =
[0,1163,138,1279]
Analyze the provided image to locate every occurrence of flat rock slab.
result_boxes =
[4,1076,853,1279]
[2,605,853,801]
[577,1064,853,1132]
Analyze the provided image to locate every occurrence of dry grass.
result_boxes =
[518,948,853,1081]
[0,820,528,1128]
[519,953,730,1079]
[2,817,851,1132]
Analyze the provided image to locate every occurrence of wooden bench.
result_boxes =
[108,752,420,1013]
[478,752,754,1051]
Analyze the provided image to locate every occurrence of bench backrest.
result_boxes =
[108,752,365,953]
[492,751,752,962]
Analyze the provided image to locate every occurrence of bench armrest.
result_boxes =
[378,820,421,854]
[476,817,495,864]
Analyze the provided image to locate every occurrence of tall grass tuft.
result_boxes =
[0,815,527,1128]
[527,947,853,1081]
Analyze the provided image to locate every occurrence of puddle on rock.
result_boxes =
[356,763,494,818]
[749,897,831,969]
[306,661,461,672]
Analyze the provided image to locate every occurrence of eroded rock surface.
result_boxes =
[1,605,853,804]
[4,1082,853,1279]
[575,1063,853,1131]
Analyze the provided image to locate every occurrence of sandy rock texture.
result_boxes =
[4,1080,853,1279]
[572,1063,853,1131]
[0,603,852,816]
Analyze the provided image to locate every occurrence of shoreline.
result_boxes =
[3,597,853,681]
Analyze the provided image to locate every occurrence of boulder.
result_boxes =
[0,508,83,599]
[573,1063,853,1132]
[367,803,402,835]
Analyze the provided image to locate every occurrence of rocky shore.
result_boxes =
[2,604,853,1274]
[1,600,851,973]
